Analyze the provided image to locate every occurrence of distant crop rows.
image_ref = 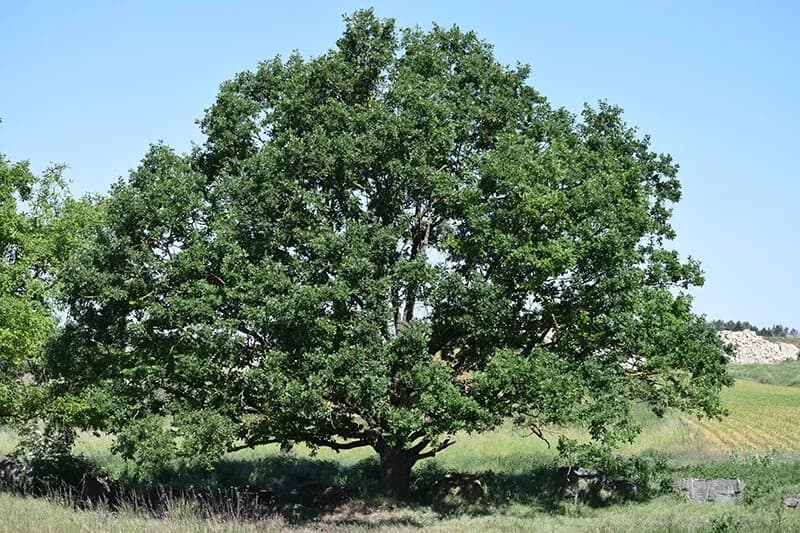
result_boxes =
[684,380,800,451]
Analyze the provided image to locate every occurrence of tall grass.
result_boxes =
[728,361,800,387]
[2,487,800,532]
[0,426,17,455]
[0,491,288,532]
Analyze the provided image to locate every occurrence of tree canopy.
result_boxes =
[49,10,731,498]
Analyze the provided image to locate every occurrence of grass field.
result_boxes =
[728,360,800,387]
[2,367,800,531]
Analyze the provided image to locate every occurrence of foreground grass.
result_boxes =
[2,376,800,531]
[0,492,288,532]
[2,484,800,532]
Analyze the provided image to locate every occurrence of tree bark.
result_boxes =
[376,442,417,500]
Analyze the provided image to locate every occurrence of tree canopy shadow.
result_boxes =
[1,449,666,526]
[412,458,664,517]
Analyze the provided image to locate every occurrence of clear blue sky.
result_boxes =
[2,1,798,327]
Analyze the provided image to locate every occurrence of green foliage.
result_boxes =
[15,424,77,483]
[112,412,238,481]
[1,121,101,425]
[0,155,54,422]
[706,513,744,533]
[12,424,102,493]
[1,155,62,422]
[113,416,177,482]
[50,9,731,497]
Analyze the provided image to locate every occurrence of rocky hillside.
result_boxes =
[719,330,800,364]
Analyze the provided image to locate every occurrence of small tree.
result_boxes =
[0,153,54,422]
[0,135,96,423]
[52,10,731,498]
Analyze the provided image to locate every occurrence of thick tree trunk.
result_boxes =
[376,444,417,500]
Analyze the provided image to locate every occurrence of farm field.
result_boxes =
[687,379,800,451]
[1,371,800,531]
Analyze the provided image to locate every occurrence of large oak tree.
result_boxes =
[52,10,730,498]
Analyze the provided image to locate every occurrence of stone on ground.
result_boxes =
[675,478,744,503]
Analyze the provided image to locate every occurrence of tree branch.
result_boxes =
[417,438,455,460]
[227,439,281,453]
[402,196,438,326]
[407,428,426,443]
[237,321,268,349]
[308,437,372,452]
[410,437,430,455]
[528,425,551,448]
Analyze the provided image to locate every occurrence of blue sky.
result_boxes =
[2,1,798,327]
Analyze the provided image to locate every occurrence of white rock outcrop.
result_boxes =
[718,330,799,365]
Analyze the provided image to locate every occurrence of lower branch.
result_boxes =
[227,439,281,453]
[417,438,455,460]
[308,437,372,452]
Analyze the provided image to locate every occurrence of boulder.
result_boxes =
[558,467,640,505]
[674,478,743,503]
[433,473,488,507]
[783,494,800,508]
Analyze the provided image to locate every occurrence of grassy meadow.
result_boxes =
[728,361,800,388]
[2,365,800,531]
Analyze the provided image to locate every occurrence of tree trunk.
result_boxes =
[376,443,417,500]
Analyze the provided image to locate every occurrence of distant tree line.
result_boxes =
[708,320,799,338]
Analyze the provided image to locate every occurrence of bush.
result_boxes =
[12,424,108,497]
